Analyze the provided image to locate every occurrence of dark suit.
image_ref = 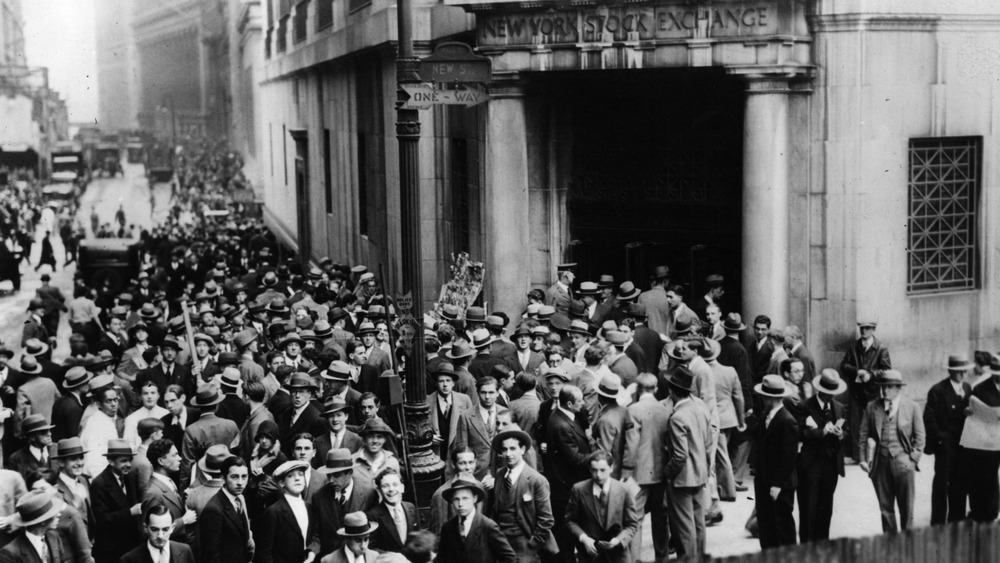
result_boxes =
[755,407,798,549]
[365,501,418,553]
[796,396,846,542]
[312,429,363,467]
[257,495,313,563]
[840,338,892,460]
[486,464,557,558]
[119,541,196,563]
[7,446,45,481]
[630,326,662,374]
[308,481,378,557]
[544,408,592,561]
[564,479,641,563]
[276,404,325,457]
[924,377,972,525]
[966,378,1000,523]
[143,475,192,544]
[436,511,517,563]
[95,332,127,364]
[160,409,197,448]
[717,337,753,408]
[91,465,143,561]
[137,363,195,405]
[215,394,250,429]
[199,490,253,563]
[0,531,64,563]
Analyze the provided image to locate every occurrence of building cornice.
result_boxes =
[810,13,1000,33]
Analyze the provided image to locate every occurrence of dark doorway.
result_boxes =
[536,67,744,311]
[290,130,310,272]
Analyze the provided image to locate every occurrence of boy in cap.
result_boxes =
[257,460,316,563]
[437,477,517,563]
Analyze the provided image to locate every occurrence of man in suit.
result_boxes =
[256,460,316,563]
[564,451,641,563]
[964,354,1000,523]
[783,325,816,383]
[454,376,509,483]
[22,299,51,348]
[8,414,53,481]
[437,477,517,563]
[94,307,129,365]
[924,356,973,525]
[290,433,326,502]
[241,380,275,460]
[277,372,325,456]
[717,314,753,408]
[120,504,196,563]
[50,437,94,535]
[160,385,196,447]
[309,449,379,558]
[544,263,576,314]
[636,266,671,335]
[505,326,545,375]
[143,439,197,544]
[51,366,91,442]
[859,370,925,533]
[1,490,65,563]
[428,363,475,471]
[198,456,255,563]
[754,375,799,549]
[34,273,67,339]
[181,385,240,490]
[707,342,745,501]
[319,512,380,563]
[797,370,848,542]
[487,428,555,563]
[544,385,592,563]
[137,337,193,401]
[314,397,363,466]
[91,438,144,562]
[364,467,418,553]
[840,321,893,462]
[591,374,627,477]
[749,315,775,383]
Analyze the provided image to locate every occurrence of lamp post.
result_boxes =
[395,0,444,509]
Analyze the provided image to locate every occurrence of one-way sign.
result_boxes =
[400,84,489,110]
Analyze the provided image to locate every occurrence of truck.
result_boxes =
[42,149,87,210]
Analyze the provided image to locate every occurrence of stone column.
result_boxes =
[735,72,795,326]
[484,80,530,318]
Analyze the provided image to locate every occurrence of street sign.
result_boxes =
[400,83,490,110]
[419,42,492,83]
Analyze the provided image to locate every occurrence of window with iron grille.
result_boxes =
[907,136,982,294]
[317,0,333,30]
[293,1,308,43]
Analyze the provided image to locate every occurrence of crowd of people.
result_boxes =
[0,142,999,563]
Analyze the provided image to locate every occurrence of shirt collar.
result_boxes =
[345,547,364,563]
[341,478,354,500]
[59,472,82,492]
[591,480,610,497]
[29,445,45,461]
[506,460,526,484]
[148,542,167,562]
[25,530,46,558]
[950,379,966,395]
[557,405,575,420]
[222,487,243,510]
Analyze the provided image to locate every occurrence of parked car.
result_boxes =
[76,238,141,294]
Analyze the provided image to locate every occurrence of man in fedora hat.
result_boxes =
[797,369,848,542]
[438,477,517,563]
[717,313,752,403]
[216,367,250,429]
[22,299,50,349]
[446,341,479,404]
[278,373,325,457]
[51,437,94,534]
[545,263,577,315]
[753,374,799,548]
[486,426,556,562]
[0,490,65,563]
[352,418,399,487]
[504,325,545,377]
[469,328,506,381]
[137,336,193,402]
[119,503,196,563]
[357,320,392,376]
[590,373,627,475]
[965,354,1000,523]
[704,339,745,502]
[428,362,475,467]
[309,449,379,558]
[15,354,60,423]
[320,511,379,563]
[321,361,362,425]
[199,456,255,563]
[315,397,363,465]
[181,384,240,490]
[257,460,316,563]
[924,355,974,525]
[840,320,893,462]
[90,438,143,562]
[8,414,53,481]
[544,384,591,562]
[858,370,924,532]
[234,328,266,382]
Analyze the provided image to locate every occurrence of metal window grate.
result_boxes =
[907,137,981,294]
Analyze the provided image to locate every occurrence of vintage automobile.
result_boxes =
[93,144,122,177]
[76,238,141,294]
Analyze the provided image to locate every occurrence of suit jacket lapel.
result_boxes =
[470,411,490,442]
[583,483,602,528]
[466,512,484,546]
[605,484,623,529]
[375,505,402,546]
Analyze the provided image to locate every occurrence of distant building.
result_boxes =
[95,0,140,131]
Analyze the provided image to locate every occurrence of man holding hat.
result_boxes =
[923,355,974,525]
[0,490,65,563]
[564,450,641,563]
[753,374,799,548]
[8,414,53,481]
[438,477,517,563]
[257,460,317,563]
[309,449,379,558]
[90,438,143,562]
[797,369,848,542]
[181,384,240,490]
[840,320,893,462]
[320,511,379,563]
[545,263,576,314]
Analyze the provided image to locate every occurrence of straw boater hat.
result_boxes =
[10,490,65,528]
[945,354,974,372]
[337,512,379,538]
[617,281,641,301]
[471,328,494,349]
[755,374,790,398]
[813,369,848,395]
[23,338,49,357]
[62,366,93,391]
[317,448,354,474]
[595,373,622,399]
[321,361,353,382]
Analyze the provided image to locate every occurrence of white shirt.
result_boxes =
[557,405,576,421]
[330,428,346,450]
[124,405,169,448]
[25,530,48,561]
[285,493,309,546]
[591,479,610,499]
[517,349,531,369]
[437,393,453,414]
[884,397,900,419]
[152,472,177,493]
[765,403,784,429]
[222,487,245,513]
[345,546,366,563]
[290,403,309,425]
[504,460,526,488]
[459,509,476,537]
[147,541,169,563]
[950,379,966,398]
[29,445,46,464]
[59,472,88,500]
[479,405,496,428]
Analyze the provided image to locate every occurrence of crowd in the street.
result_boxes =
[1,141,999,563]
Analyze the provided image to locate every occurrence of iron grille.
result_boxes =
[907,136,982,294]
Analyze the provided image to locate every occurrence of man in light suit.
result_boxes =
[1,490,65,563]
[965,354,1000,523]
[859,370,925,533]
[591,374,627,478]
[708,342,745,501]
[544,263,576,315]
[181,385,240,490]
[319,512,380,563]
[487,428,556,563]
[504,326,545,375]
[198,457,255,563]
[50,437,94,536]
[427,363,474,473]
[622,373,672,562]
[564,451,641,563]
[454,376,509,483]
[120,504,196,563]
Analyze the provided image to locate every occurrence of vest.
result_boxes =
[493,475,521,536]
[879,407,905,458]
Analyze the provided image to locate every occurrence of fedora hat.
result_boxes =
[605,330,628,347]
[328,307,348,323]
[543,366,571,382]
[103,438,135,458]
[261,271,279,287]
[722,313,746,332]
[27,298,45,311]
[568,300,587,319]
[322,396,351,416]
[650,265,670,280]
[471,328,494,349]
[358,418,393,437]
[945,354,974,371]
[698,338,721,362]
[217,352,240,367]
[52,437,88,459]
[624,303,647,319]
[299,329,321,344]
[139,303,160,320]
[556,262,577,273]
[813,369,848,395]
[466,306,487,323]
[23,338,49,357]
[233,329,257,349]
[537,306,556,321]
[674,317,694,336]
[617,281,641,300]
[198,444,233,474]
[160,336,184,351]
[110,305,129,319]
[492,427,532,452]
[313,320,333,338]
[278,333,305,349]
[596,373,622,399]
[20,414,53,435]
[321,361,353,382]
[11,490,64,528]
[447,341,475,360]
[567,319,592,336]
[357,320,378,335]
[272,459,309,480]
[597,274,615,288]
[220,367,242,389]
[512,325,532,338]
[577,281,599,296]
[667,365,695,393]
[989,354,1000,375]
[875,370,906,386]
[63,366,93,390]
[337,511,379,537]
[203,280,220,296]
[19,356,41,375]
[167,317,186,334]
[705,274,725,287]
[317,448,354,474]
[286,372,318,390]
[755,374,790,397]
[444,477,487,502]
[432,362,458,381]
[247,301,267,315]
[266,298,289,315]
[190,384,224,407]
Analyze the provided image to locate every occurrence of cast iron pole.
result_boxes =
[395,0,444,511]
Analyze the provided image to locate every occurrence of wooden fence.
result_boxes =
[688,520,1000,563]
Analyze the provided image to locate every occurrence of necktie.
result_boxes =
[487,410,495,438]
[40,450,48,465]
[460,517,468,539]
[505,472,514,491]
[159,546,169,563]
[885,401,892,418]
[39,538,49,562]
[597,490,608,523]
[235,496,244,515]
[392,504,407,543]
